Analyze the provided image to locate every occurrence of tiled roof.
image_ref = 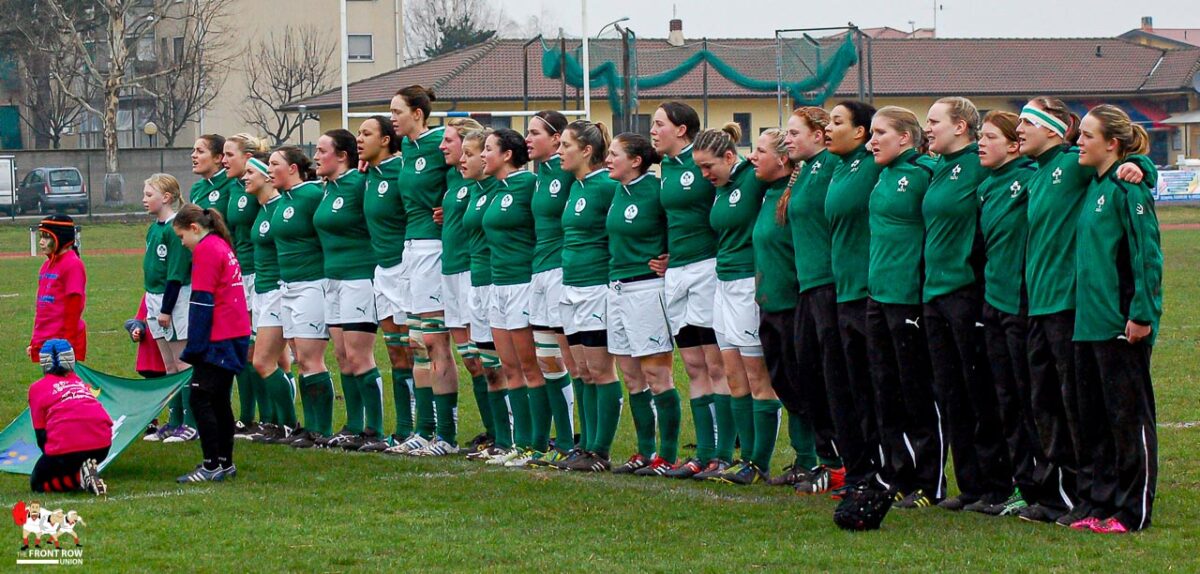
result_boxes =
[286,36,1200,110]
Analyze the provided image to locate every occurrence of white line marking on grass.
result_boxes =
[1159,421,1199,429]
[34,487,213,508]
[0,293,18,298]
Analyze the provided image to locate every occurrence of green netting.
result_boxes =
[541,34,858,115]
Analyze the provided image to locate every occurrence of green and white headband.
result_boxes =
[247,157,270,177]
[1019,105,1067,139]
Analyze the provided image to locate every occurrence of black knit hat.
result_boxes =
[37,214,76,254]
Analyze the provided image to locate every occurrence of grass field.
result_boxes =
[0,211,1198,572]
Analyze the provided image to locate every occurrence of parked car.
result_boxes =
[17,167,88,215]
[0,156,14,216]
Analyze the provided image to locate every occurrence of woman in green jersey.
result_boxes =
[975,111,1041,516]
[557,120,622,473]
[864,106,944,507]
[1014,96,1149,525]
[649,101,732,480]
[386,85,458,456]
[1069,105,1161,534]
[141,173,197,443]
[481,128,546,467]
[242,152,298,443]
[693,123,774,485]
[222,134,271,440]
[190,134,234,217]
[312,128,387,452]
[266,146,334,449]
[920,97,1012,512]
[438,117,496,454]
[604,133,681,477]
[525,110,583,465]
[357,115,415,452]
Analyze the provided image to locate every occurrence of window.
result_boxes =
[173,37,184,64]
[488,116,512,130]
[348,34,373,61]
[733,113,751,146]
[611,113,652,138]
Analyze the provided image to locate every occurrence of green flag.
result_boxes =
[0,364,191,475]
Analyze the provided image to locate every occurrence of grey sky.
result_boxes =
[495,0,1200,40]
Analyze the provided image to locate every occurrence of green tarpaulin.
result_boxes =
[0,364,190,475]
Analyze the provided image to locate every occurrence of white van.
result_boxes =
[0,156,14,215]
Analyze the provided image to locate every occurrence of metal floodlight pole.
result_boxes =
[702,38,709,126]
[559,30,568,110]
[853,24,865,102]
[618,24,631,132]
[340,0,349,129]
[581,0,591,121]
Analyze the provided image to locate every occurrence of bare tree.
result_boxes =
[145,0,233,147]
[404,0,515,62]
[241,25,336,145]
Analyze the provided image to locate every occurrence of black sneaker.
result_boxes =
[794,465,846,496]
[963,498,997,514]
[895,488,942,509]
[269,426,305,445]
[1017,503,1066,524]
[566,451,611,472]
[766,464,810,487]
[1054,505,1092,527]
[720,461,766,485]
[612,453,650,475]
[290,431,325,449]
[663,458,704,479]
[633,456,675,477]
[692,459,732,480]
[357,430,391,453]
[551,448,587,470]
[246,423,280,442]
[467,432,492,452]
[233,421,258,441]
[79,458,106,496]
[318,427,358,449]
[937,494,978,511]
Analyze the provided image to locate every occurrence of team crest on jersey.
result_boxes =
[897,176,909,192]
[810,160,822,174]
[156,244,168,258]
[456,186,469,199]
[283,206,295,220]
[258,221,270,234]
[728,189,742,205]
[624,204,638,221]
[574,198,587,213]
[1010,180,1022,198]
[1095,195,1106,212]
[680,171,695,187]
[950,164,962,181]
[849,159,861,172]
[332,197,344,211]
[377,181,389,195]
[500,194,513,208]
[475,195,487,208]
[1136,203,1145,215]
[237,196,248,209]
[1051,167,1063,184]
[549,179,562,195]
[207,190,219,202]
[414,157,427,172]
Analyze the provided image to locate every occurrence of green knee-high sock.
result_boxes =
[731,394,755,462]
[433,392,459,444]
[713,393,736,462]
[528,385,552,452]
[582,383,598,451]
[413,386,436,440]
[489,389,513,449]
[251,368,273,425]
[340,372,364,434]
[471,375,494,437]
[265,369,297,427]
[653,389,682,463]
[545,374,574,449]
[787,410,818,470]
[691,394,717,462]
[752,399,783,472]
[298,373,314,431]
[628,389,658,458]
[392,369,414,437]
[181,384,196,428]
[592,381,623,458]
[168,392,185,427]
[509,387,532,449]
[235,364,258,425]
[360,368,385,434]
[304,371,335,436]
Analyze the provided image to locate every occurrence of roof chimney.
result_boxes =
[1141,16,1153,31]
[668,18,685,46]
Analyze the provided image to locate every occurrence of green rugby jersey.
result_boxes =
[531,155,574,273]
[708,160,764,282]
[363,156,406,268]
[561,168,616,287]
[1074,167,1162,345]
[313,169,375,281]
[271,181,325,283]
[463,177,497,287]
[978,156,1036,315]
[659,144,718,268]
[225,178,260,275]
[441,168,473,275]
[868,148,934,305]
[143,216,192,293]
[824,145,882,303]
[753,176,798,312]
[400,127,450,240]
[251,195,283,294]
[606,173,666,281]
[1026,146,1156,316]
[787,149,837,292]
[189,169,234,220]
[922,143,988,301]
[483,170,538,286]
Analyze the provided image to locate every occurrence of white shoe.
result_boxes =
[486,447,522,466]
[162,425,198,443]
[412,437,460,456]
[383,434,429,456]
[504,449,539,468]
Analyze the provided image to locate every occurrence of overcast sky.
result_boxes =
[495,0,1200,39]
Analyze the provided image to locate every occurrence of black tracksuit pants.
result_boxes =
[760,305,839,466]
[924,287,1012,502]
[835,298,882,487]
[981,302,1043,505]
[1027,311,1081,511]
[1074,339,1157,530]
[190,362,237,470]
[865,298,945,497]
